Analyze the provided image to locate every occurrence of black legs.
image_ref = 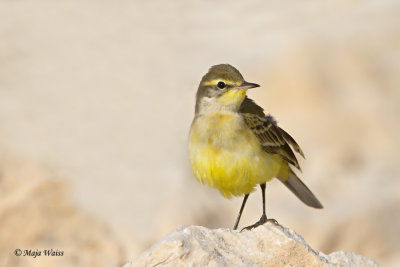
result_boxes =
[233,194,249,230]
[234,183,278,231]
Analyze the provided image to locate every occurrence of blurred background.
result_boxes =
[1,0,399,266]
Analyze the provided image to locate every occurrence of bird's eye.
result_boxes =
[217,81,226,89]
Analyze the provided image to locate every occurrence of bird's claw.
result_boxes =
[240,215,278,232]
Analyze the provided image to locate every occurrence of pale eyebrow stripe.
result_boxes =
[201,79,241,87]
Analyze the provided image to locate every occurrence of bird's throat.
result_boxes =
[196,89,247,115]
[217,89,247,111]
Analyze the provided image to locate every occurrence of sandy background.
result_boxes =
[1,0,399,266]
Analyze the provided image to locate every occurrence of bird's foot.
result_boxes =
[240,214,278,232]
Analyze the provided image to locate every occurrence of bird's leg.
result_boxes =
[241,183,278,231]
[233,194,249,230]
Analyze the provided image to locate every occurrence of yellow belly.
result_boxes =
[189,112,282,198]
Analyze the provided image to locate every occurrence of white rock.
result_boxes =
[124,224,379,267]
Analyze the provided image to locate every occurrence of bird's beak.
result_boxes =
[237,81,260,90]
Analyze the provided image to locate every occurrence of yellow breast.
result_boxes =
[188,112,282,198]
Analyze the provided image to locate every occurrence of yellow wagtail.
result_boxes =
[188,64,322,230]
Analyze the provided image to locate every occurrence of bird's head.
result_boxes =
[195,64,259,115]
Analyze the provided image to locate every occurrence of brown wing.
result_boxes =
[239,97,304,170]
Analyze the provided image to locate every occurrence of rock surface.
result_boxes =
[125,224,379,267]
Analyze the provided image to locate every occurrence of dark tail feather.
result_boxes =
[281,171,323,209]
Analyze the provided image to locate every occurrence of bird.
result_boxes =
[188,64,323,230]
